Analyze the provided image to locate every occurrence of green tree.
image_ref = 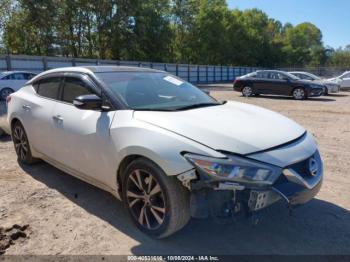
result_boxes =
[282,22,325,66]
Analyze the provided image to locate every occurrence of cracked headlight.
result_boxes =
[184,153,282,185]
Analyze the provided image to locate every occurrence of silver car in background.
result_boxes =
[327,71,350,91]
[6,66,323,238]
[0,71,37,100]
[290,71,340,94]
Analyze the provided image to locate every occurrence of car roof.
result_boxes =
[255,70,287,74]
[29,66,165,83]
[289,71,315,76]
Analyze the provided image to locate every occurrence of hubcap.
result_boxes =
[242,87,252,97]
[126,170,166,230]
[293,89,304,99]
[13,125,28,161]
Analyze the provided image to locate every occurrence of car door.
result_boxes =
[52,74,116,185]
[266,72,290,95]
[252,71,270,94]
[23,76,62,159]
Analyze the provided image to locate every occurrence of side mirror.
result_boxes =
[73,94,102,110]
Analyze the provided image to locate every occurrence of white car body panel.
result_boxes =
[134,101,305,155]
[328,71,350,90]
[7,86,226,197]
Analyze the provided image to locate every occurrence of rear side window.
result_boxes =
[37,77,61,100]
[62,77,92,103]
[256,72,269,79]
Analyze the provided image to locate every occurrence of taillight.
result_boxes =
[6,95,11,104]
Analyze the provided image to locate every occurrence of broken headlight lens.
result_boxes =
[184,153,282,185]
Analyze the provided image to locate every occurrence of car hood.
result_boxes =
[133,101,306,155]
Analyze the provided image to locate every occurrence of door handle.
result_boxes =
[52,115,64,122]
[22,105,31,111]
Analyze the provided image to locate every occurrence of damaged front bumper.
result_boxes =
[181,150,323,220]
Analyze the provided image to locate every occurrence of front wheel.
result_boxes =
[242,86,253,97]
[292,88,306,100]
[122,158,190,238]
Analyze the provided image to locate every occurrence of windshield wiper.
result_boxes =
[173,102,222,111]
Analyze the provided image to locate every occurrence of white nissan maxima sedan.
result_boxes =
[6,66,323,238]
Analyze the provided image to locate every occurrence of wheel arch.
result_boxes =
[10,117,21,132]
[116,154,143,199]
[116,153,177,201]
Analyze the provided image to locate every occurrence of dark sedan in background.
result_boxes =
[233,70,325,100]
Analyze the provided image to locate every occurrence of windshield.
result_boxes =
[306,73,321,80]
[96,72,219,111]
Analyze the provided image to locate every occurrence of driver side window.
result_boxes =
[61,77,93,103]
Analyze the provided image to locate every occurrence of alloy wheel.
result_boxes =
[126,169,166,230]
[293,88,305,100]
[12,124,28,161]
[242,86,253,97]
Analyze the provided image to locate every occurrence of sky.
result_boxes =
[227,0,350,49]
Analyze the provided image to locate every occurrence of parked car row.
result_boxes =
[233,70,348,99]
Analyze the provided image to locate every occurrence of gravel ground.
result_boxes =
[0,88,350,255]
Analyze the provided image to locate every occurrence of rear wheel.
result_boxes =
[292,88,306,100]
[0,88,14,100]
[122,158,190,238]
[242,86,253,97]
[12,121,38,164]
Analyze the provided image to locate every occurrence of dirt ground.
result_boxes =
[0,87,349,255]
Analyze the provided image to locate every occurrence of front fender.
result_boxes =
[110,111,225,177]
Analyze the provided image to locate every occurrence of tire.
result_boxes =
[242,86,253,97]
[292,87,306,100]
[12,121,38,164]
[122,158,190,238]
[0,88,14,100]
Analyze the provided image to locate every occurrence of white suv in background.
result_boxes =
[0,71,37,100]
[327,71,350,91]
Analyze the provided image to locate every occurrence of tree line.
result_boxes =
[0,0,349,68]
